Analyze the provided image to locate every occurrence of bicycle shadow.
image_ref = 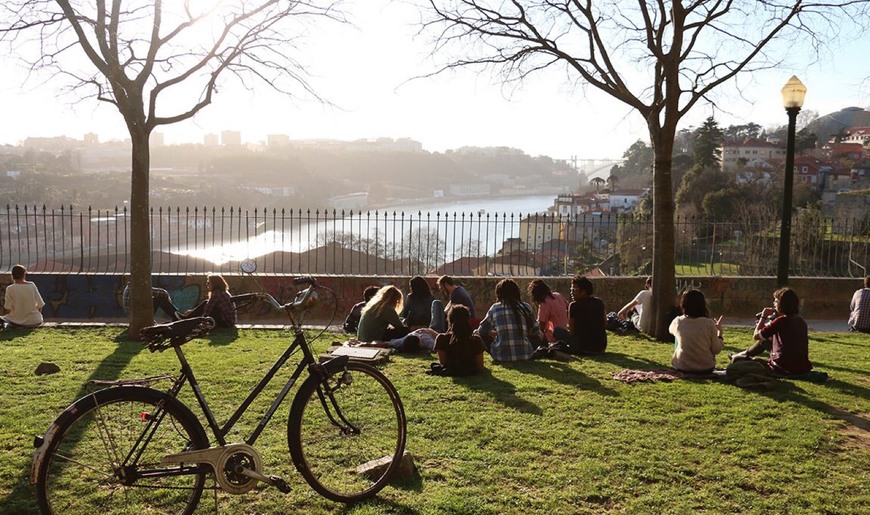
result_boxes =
[0,328,146,513]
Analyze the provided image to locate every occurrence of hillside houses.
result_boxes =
[720,139,787,172]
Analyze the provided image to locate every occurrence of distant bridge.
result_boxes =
[567,157,625,179]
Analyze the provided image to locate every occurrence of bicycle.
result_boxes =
[31,270,407,513]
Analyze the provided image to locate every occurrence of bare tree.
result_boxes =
[1,1,344,335]
[421,0,869,339]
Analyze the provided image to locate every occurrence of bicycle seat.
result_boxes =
[140,317,216,352]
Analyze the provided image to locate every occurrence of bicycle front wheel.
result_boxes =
[35,386,209,515]
[288,361,407,502]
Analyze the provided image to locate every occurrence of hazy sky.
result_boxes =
[1,1,868,159]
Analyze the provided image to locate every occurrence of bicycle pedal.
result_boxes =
[269,475,290,493]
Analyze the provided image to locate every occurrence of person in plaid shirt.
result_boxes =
[179,275,237,328]
[849,276,870,333]
[476,279,541,362]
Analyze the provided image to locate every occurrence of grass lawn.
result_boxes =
[1,326,868,514]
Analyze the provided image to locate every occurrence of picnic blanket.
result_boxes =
[611,367,829,387]
[610,368,721,384]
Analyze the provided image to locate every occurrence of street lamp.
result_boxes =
[776,75,807,286]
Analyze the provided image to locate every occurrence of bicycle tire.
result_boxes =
[288,361,407,503]
[35,386,210,515]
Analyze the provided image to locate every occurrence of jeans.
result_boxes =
[430,300,446,333]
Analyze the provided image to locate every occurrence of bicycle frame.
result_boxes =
[167,325,318,449]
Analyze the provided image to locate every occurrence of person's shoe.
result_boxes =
[530,345,549,360]
[550,350,572,362]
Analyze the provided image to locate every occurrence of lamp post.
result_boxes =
[776,76,807,286]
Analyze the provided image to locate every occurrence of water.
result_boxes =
[176,194,558,264]
[386,194,557,216]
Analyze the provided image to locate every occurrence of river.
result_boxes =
[175,194,559,264]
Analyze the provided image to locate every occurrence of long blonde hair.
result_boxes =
[362,285,403,318]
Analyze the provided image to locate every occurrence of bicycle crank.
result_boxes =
[162,442,275,494]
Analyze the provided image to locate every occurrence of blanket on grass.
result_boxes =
[610,368,720,384]
[610,368,829,386]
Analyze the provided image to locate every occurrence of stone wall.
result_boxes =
[1,274,859,324]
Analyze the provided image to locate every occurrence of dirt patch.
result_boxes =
[834,411,870,451]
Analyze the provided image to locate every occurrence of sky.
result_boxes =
[1,1,868,160]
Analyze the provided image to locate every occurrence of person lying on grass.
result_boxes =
[356,285,438,352]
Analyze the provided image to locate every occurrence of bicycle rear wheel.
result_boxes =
[35,386,209,514]
[288,361,407,503]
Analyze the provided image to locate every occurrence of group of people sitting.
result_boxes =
[342,274,849,379]
[342,274,611,376]
[667,285,817,376]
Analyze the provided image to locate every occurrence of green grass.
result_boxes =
[1,327,868,514]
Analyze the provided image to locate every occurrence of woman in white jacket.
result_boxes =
[669,289,723,373]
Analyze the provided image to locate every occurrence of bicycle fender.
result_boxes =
[31,389,102,485]
[30,421,62,485]
[318,355,350,375]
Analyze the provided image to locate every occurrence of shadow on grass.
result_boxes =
[752,378,870,431]
[810,335,867,346]
[807,359,869,376]
[0,326,41,343]
[451,369,542,415]
[205,327,240,345]
[0,328,147,514]
[339,497,420,515]
[594,350,663,370]
[500,359,620,396]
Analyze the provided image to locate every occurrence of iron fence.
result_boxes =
[0,204,867,277]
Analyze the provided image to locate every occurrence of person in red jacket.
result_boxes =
[730,287,812,375]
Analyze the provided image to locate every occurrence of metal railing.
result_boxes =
[1,205,867,277]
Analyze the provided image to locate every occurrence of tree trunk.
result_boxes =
[650,128,678,341]
[127,130,154,338]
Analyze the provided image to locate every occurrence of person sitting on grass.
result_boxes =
[848,276,870,333]
[669,289,724,373]
[158,275,237,328]
[402,276,435,329]
[553,275,607,354]
[356,285,438,352]
[730,287,812,376]
[2,264,45,329]
[616,276,653,334]
[475,279,541,362]
[430,275,476,332]
[431,305,485,376]
[527,278,569,344]
[343,285,379,333]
